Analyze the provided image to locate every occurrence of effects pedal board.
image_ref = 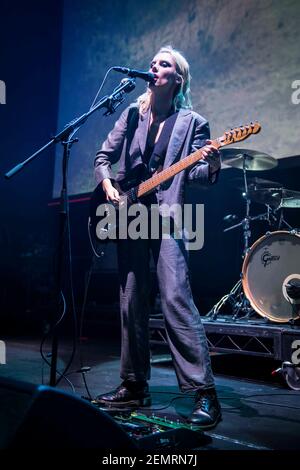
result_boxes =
[93,405,211,449]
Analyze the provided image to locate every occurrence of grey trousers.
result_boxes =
[117,235,215,392]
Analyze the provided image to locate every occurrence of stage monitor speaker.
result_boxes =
[0,376,137,449]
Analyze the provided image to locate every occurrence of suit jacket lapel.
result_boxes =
[164,108,192,167]
[137,107,192,166]
[137,107,151,155]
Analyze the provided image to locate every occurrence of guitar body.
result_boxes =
[89,165,148,244]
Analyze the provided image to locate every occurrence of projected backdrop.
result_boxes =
[53,0,300,197]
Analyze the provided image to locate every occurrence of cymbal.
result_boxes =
[248,187,283,207]
[280,189,300,208]
[230,176,282,191]
[221,148,278,171]
[248,187,300,208]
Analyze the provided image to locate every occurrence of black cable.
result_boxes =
[89,66,119,111]
[88,217,106,258]
[39,290,67,371]
[78,222,110,400]
[81,370,93,400]
[40,348,76,393]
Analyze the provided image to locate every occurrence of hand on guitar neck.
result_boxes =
[201,139,221,175]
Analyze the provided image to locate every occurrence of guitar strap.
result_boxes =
[148,112,178,174]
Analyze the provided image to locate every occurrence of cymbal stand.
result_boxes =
[276,207,293,230]
[241,154,251,255]
[223,154,261,255]
[207,155,256,321]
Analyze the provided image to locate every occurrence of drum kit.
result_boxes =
[210,148,300,323]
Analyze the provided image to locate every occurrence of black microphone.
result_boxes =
[113,66,155,83]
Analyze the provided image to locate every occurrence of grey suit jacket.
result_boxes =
[94,104,219,206]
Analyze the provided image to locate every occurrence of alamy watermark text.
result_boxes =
[291,80,300,104]
[0,80,6,104]
[0,340,6,364]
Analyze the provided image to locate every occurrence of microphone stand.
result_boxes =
[209,155,255,321]
[4,78,136,386]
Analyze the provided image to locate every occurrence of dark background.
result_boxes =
[0,1,62,332]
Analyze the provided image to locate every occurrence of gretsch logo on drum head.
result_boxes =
[261,249,280,267]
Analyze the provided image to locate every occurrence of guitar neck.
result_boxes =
[136,139,220,198]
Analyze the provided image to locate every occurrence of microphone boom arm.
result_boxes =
[4,78,136,179]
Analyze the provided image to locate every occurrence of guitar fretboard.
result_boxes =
[137,140,219,197]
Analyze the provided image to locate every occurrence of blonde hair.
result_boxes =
[137,45,192,114]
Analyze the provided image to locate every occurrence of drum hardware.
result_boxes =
[278,189,300,209]
[231,176,282,191]
[222,149,295,243]
[284,278,300,303]
[209,230,300,323]
[276,207,294,231]
[208,279,256,322]
[231,281,256,321]
[221,149,278,256]
[210,149,300,323]
[247,187,284,208]
[246,187,300,210]
[223,207,277,237]
[283,278,300,323]
[208,150,273,321]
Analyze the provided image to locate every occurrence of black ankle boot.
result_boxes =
[95,380,151,408]
[187,388,222,429]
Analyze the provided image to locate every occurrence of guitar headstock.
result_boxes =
[217,122,261,147]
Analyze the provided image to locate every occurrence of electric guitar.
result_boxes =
[89,122,261,244]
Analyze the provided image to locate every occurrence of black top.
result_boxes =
[143,112,179,174]
[142,143,155,167]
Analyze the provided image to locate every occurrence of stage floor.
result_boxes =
[1,331,300,452]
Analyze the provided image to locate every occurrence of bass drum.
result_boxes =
[242,231,300,322]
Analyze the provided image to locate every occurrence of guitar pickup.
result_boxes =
[128,187,138,204]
